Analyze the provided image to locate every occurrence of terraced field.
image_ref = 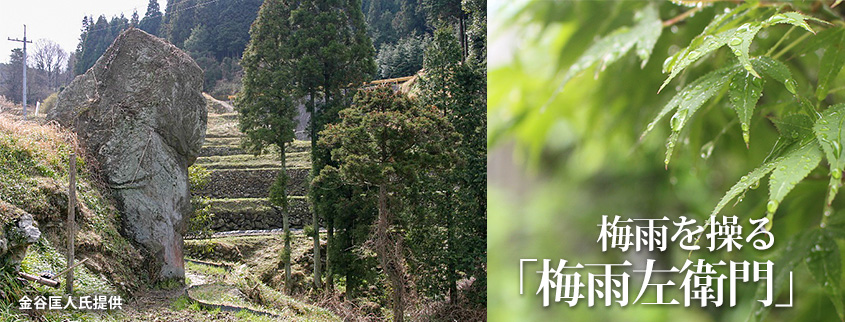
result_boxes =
[196,112,313,232]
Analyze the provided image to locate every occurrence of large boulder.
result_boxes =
[48,28,206,281]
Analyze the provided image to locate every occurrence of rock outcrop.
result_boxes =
[0,201,42,272]
[48,28,206,281]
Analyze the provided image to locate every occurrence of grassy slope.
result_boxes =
[0,114,146,321]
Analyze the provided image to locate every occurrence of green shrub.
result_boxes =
[188,165,214,238]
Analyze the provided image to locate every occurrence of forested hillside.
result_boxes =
[71,0,437,98]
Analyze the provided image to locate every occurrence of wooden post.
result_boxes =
[65,153,76,294]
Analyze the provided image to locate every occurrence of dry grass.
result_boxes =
[0,113,79,167]
[207,112,242,138]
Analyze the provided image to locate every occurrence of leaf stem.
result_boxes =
[663,7,703,28]
[766,26,796,57]
[829,85,845,94]
[772,32,813,60]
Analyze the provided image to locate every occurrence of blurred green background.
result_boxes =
[488,1,845,321]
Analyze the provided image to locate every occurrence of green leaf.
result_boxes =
[633,5,663,68]
[748,231,813,322]
[771,113,814,141]
[763,12,824,34]
[766,142,822,221]
[642,65,739,140]
[711,141,817,219]
[659,66,739,166]
[805,230,845,321]
[729,72,764,146]
[816,30,845,101]
[814,104,845,208]
[661,3,753,75]
[662,11,822,93]
[710,160,777,218]
[554,4,662,97]
[660,28,738,92]
[752,56,798,95]
[727,23,764,78]
[795,27,843,58]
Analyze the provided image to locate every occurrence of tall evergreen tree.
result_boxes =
[413,15,487,307]
[236,0,298,292]
[131,9,140,26]
[139,0,163,36]
[319,87,457,322]
[74,15,113,75]
[1,49,25,104]
[287,0,375,290]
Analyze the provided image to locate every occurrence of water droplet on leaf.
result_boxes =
[700,141,715,159]
[767,200,779,214]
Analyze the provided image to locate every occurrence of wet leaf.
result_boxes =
[729,72,764,146]
[711,141,816,218]
[659,66,739,166]
[555,4,662,94]
[805,230,845,321]
[642,65,739,142]
[660,28,738,92]
[816,30,845,101]
[752,56,799,96]
[710,159,777,218]
[662,11,822,93]
[727,23,764,78]
[771,113,814,141]
[767,142,822,220]
[661,3,753,74]
[748,231,813,322]
[763,11,825,34]
[814,104,845,207]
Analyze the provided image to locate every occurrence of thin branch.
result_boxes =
[663,7,704,28]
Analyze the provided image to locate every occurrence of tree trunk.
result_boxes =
[280,147,292,293]
[447,191,457,305]
[459,12,467,61]
[310,91,322,289]
[327,217,334,290]
[377,184,405,322]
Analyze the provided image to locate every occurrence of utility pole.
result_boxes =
[8,25,32,119]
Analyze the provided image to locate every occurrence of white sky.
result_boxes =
[0,0,164,64]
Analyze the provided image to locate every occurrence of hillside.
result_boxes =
[194,111,312,232]
[0,105,338,321]
[0,111,146,321]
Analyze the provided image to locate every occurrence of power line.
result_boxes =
[8,24,33,119]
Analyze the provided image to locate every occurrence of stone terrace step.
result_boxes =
[195,152,310,170]
[195,167,310,199]
[199,138,311,157]
[207,197,312,231]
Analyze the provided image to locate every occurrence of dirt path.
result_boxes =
[120,288,241,322]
